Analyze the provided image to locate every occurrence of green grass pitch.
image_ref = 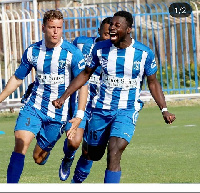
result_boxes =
[0,102,199,183]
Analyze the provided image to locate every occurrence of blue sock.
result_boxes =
[63,138,76,159]
[7,152,25,183]
[71,155,93,183]
[104,169,121,183]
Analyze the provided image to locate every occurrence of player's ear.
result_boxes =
[127,26,132,34]
[42,24,45,33]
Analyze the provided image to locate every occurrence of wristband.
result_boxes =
[76,110,84,119]
[161,108,168,113]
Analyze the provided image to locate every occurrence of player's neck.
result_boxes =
[115,37,132,49]
[45,38,63,49]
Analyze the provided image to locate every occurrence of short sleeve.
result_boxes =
[14,48,33,80]
[144,49,157,76]
[85,45,100,69]
[71,48,86,77]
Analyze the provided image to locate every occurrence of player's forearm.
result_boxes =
[148,80,167,110]
[78,84,88,111]
[147,73,167,110]
[150,83,167,110]
[0,75,23,103]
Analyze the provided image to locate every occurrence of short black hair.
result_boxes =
[100,17,112,28]
[114,11,133,27]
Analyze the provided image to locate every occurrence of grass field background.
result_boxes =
[0,99,199,184]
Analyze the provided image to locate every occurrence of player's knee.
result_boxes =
[67,139,81,150]
[87,145,106,161]
[108,149,120,159]
[33,155,42,165]
[107,137,128,161]
[33,152,50,165]
[66,129,84,150]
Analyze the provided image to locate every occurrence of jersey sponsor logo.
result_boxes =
[37,74,64,84]
[151,58,156,69]
[78,59,85,69]
[102,73,137,90]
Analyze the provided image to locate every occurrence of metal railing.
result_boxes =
[0,1,199,106]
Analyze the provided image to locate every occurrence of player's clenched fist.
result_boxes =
[52,98,65,109]
[162,111,176,124]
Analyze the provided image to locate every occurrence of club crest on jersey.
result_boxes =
[58,60,66,69]
[99,57,108,68]
[133,61,140,70]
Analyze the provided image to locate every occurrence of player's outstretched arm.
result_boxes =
[52,66,93,109]
[0,75,23,103]
[147,73,176,124]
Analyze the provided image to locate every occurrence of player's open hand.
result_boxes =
[67,118,82,140]
[162,111,176,124]
[52,98,65,109]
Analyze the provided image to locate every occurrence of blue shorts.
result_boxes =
[15,104,67,151]
[87,108,139,146]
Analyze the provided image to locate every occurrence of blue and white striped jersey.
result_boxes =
[72,36,102,112]
[73,36,96,55]
[86,39,157,111]
[15,38,85,121]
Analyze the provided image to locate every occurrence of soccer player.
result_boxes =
[59,17,112,182]
[0,10,87,183]
[52,11,176,183]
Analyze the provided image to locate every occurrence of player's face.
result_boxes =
[98,23,110,41]
[42,19,63,48]
[109,16,131,47]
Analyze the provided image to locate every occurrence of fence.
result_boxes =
[0,1,199,106]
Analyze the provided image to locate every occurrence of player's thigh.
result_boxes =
[110,109,139,143]
[86,109,114,160]
[81,139,107,161]
[15,104,43,136]
[36,119,66,152]
[33,143,49,163]
[14,130,35,154]
[65,113,86,149]
[82,121,107,160]
[14,105,42,154]
[107,136,129,157]
[87,109,113,146]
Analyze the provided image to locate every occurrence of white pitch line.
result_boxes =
[184,125,196,127]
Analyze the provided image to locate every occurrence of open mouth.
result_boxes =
[110,32,118,41]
